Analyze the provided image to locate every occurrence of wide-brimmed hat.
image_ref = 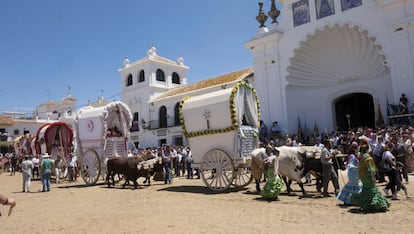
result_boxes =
[42,153,50,158]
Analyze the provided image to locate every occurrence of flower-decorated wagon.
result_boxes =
[179,81,260,192]
[75,101,132,185]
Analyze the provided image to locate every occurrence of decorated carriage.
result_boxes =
[13,133,35,159]
[34,122,74,160]
[75,101,132,185]
[179,81,260,192]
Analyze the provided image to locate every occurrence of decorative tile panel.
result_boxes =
[315,0,335,19]
[293,0,311,27]
[341,0,362,11]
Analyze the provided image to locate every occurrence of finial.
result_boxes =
[268,0,280,24]
[177,54,184,65]
[67,85,72,97]
[256,2,268,28]
[123,57,130,67]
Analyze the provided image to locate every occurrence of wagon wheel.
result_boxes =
[80,150,101,185]
[200,149,235,192]
[232,166,253,188]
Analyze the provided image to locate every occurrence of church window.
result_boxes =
[156,69,165,82]
[126,74,133,87]
[138,70,145,82]
[172,72,180,84]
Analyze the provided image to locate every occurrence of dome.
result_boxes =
[286,23,388,88]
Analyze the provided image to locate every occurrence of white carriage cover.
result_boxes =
[76,101,132,157]
[180,81,260,160]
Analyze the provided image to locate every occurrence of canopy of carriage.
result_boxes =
[34,122,74,161]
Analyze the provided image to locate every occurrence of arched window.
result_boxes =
[126,74,133,87]
[156,69,165,82]
[130,112,139,132]
[174,103,180,126]
[159,106,167,128]
[172,72,180,84]
[138,70,145,83]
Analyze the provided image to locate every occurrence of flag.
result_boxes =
[297,115,303,140]
[376,99,385,128]
[313,122,319,137]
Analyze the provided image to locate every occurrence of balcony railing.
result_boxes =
[145,117,181,130]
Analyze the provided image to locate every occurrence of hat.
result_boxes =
[351,141,358,148]
[42,153,50,158]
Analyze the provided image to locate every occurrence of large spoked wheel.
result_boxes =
[201,149,234,192]
[80,150,101,186]
[232,166,253,188]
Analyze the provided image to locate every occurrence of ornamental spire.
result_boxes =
[268,0,280,24]
[256,2,268,28]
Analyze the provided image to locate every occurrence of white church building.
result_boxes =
[119,0,414,148]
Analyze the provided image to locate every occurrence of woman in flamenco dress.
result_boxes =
[350,143,390,212]
[260,149,284,200]
[337,142,362,205]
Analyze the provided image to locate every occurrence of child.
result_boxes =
[395,161,411,200]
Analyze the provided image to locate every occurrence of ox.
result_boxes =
[106,154,161,189]
[252,146,345,196]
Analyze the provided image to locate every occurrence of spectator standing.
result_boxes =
[21,155,34,193]
[67,154,77,182]
[32,155,40,178]
[161,146,173,184]
[186,147,193,179]
[9,153,17,176]
[372,136,385,183]
[40,153,54,192]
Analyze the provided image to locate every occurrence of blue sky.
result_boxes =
[0,1,282,115]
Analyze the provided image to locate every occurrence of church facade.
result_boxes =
[245,0,414,133]
[119,0,414,148]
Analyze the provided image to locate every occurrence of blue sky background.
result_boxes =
[0,1,282,115]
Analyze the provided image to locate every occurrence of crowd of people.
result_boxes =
[258,123,414,212]
[130,145,200,182]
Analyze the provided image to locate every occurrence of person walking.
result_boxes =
[337,142,362,205]
[21,155,34,193]
[350,143,390,212]
[382,142,398,200]
[321,140,340,197]
[260,149,284,200]
[40,153,53,192]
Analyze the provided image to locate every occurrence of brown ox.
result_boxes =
[106,153,159,189]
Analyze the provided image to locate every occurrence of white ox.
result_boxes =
[251,146,320,196]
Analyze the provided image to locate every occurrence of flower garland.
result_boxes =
[179,81,261,138]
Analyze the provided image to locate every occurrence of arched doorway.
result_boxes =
[335,93,374,131]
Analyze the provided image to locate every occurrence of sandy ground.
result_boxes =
[1,170,414,234]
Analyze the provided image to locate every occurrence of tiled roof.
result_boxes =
[152,68,253,101]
